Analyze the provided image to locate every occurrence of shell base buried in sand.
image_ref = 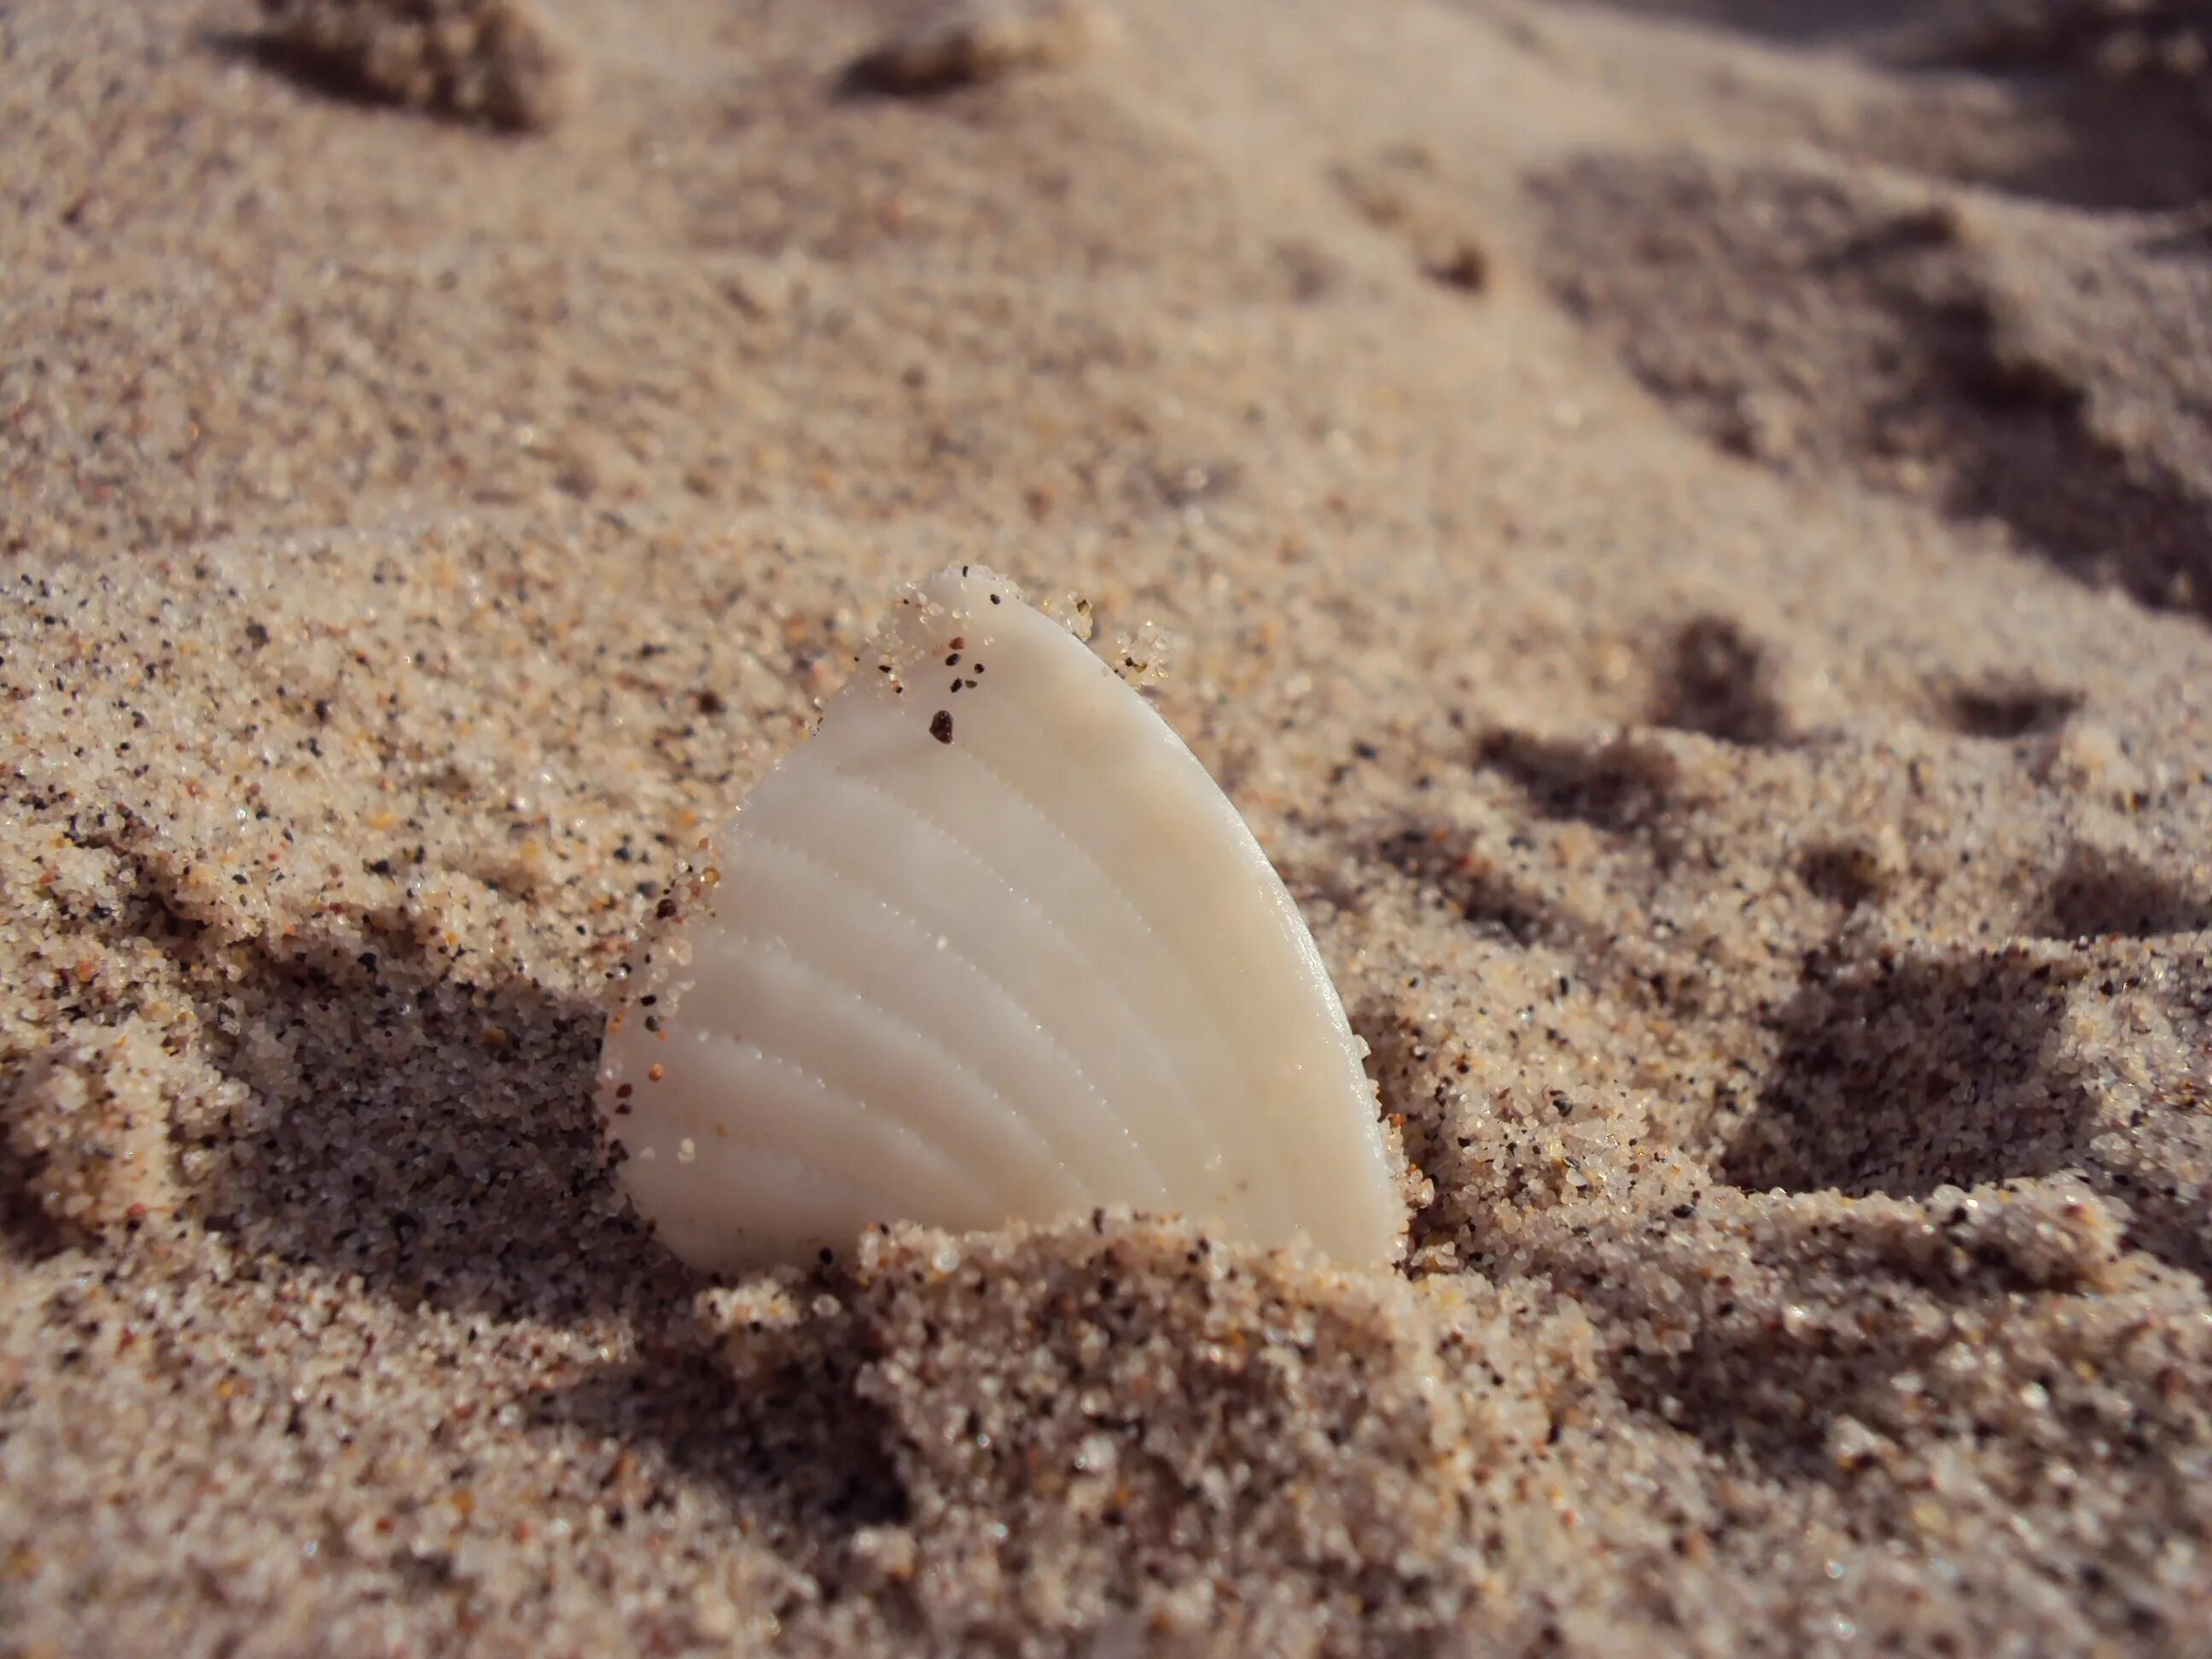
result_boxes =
[596,565,1405,1272]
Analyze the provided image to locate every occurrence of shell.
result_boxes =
[596,565,1403,1271]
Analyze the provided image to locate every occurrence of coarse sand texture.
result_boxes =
[2,0,2211,1653]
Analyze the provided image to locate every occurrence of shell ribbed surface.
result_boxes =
[597,566,1403,1271]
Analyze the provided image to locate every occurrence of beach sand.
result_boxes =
[3,0,2210,1650]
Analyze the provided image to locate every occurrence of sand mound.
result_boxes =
[255,0,580,131]
[841,0,1102,98]
[697,1217,1590,1650]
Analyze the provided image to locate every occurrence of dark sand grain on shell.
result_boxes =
[3,0,2212,1652]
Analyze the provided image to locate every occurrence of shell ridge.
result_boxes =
[739,825,1173,1204]
[950,658,1324,1233]
[697,1140,892,1238]
[921,693,1272,1223]
[806,765,1206,1178]
[713,926,1083,1202]
[707,1034,1001,1215]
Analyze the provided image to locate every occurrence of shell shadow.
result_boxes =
[189,908,694,1324]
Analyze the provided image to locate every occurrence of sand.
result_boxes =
[3,0,2210,1651]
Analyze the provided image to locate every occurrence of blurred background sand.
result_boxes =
[3,0,2209,1650]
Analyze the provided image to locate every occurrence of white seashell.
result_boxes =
[596,565,1402,1271]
